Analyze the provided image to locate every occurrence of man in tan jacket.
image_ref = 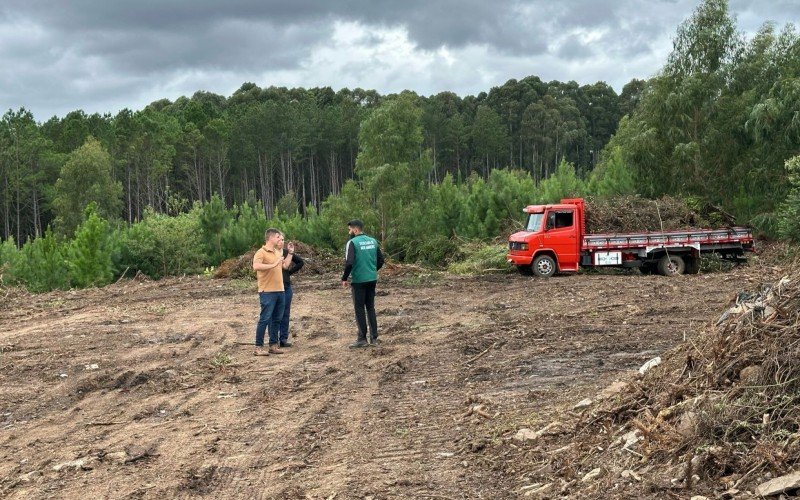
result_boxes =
[252,228,294,355]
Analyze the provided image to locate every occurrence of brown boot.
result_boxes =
[253,347,269,356]
[268,345,285,355]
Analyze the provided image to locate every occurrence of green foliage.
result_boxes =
[67,203,114,288]
[321,180,378,250]
[0,237,22,285]
[356,94,432,246]
[18,229,69,292]
[118,208,207,279]
[606,0,799,225]
[539,160,587,203]
[275,207,334,250]
[448,242,512,275]
[275,191,300,217]
[405,233,460,266]
[356,93,424,172]
[777,156,800,241]
[52,137,123,236]
[472,105,510,173]
[220,200,268,259]
[587,146,636,197]
[455,170,538,239]
[199,194,231,263]
[428,173,467,237]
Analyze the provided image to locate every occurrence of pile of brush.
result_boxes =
[212,241,341,279]
[558,271,800,497]
[584,195,737,234]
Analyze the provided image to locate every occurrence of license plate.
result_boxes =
[594,251,622,266]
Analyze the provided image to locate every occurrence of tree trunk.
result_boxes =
[32,185,40,238]
[3,169,10,241]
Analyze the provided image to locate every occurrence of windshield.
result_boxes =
[525,213,544,232]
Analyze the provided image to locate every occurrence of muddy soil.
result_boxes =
[0,264,781,499]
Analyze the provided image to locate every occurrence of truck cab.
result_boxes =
[507,198,584,277]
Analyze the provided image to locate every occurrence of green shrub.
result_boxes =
[276,208,334,250]
[0,237,22,286]
[220,200,268,259]
[119,208,207,279]
[199,194,232,263]
[777,156,800,241]
[18,229,69,292]
[66,203,115,288]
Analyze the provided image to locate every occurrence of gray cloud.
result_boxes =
[0,0,796,119]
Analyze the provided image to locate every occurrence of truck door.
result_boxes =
[544,209,579,271]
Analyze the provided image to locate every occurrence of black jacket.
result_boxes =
[282,248,305,287]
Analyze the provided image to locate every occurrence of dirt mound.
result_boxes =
[541,270,800,497]
[213,242,341,279]
[584,195,737,234]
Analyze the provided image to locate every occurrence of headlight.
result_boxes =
[509,242,529,251]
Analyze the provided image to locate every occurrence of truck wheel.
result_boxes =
[657,255,685,276]
[517,265,534,276]
[532,255,557,278]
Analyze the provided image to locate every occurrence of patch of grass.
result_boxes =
[147,303,168,316]
[47,298,65,309]
[210,351,233,368]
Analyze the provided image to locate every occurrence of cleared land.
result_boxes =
[0,264,779,499]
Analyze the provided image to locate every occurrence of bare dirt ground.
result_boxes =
[0,263,784,499]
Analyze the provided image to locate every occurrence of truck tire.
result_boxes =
[657,254,685,276]
[532,255,557,278]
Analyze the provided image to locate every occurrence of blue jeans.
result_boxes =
[278,285,293,343]
[255,291,285,346]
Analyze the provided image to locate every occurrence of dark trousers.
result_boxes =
[278,285,293,343]
[255,291,285,346]
[351,281,378,341]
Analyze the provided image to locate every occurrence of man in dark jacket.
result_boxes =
[278,241,304,347]
[341,219,384,348]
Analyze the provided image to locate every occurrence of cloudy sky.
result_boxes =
[0,0,797,120]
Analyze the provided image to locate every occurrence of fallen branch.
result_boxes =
[114,267,130,285]
[464,342,498,365]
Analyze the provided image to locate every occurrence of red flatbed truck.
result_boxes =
[507,198,755,277]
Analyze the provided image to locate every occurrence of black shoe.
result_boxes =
[349,340,369,348]
[279,341,293,348]
[370,337,381,345]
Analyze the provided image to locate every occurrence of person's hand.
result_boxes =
[341,280,349,288]
[287,242,295,254]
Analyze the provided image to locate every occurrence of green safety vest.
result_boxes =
[349,234,379,283]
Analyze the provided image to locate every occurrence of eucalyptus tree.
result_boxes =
[471,105,510,176]
[52,137,122,236]
[355,93,432,247]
